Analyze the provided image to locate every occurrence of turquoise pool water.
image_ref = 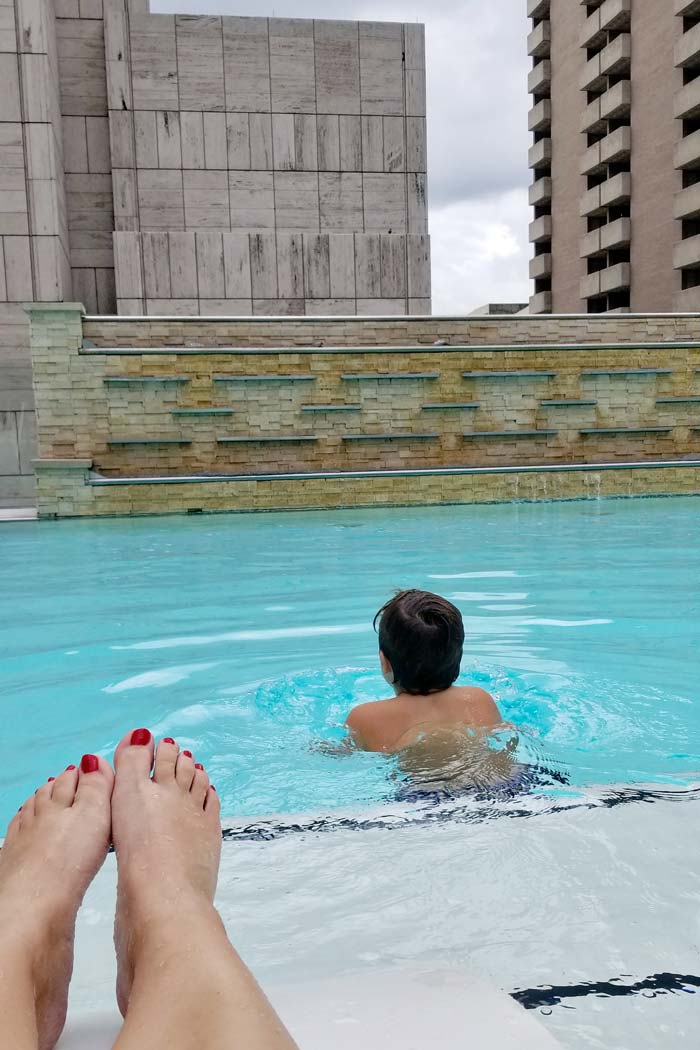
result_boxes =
[0,497,698,828]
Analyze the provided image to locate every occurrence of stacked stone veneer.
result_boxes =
[29,306,700,517]
[107,12,430,317]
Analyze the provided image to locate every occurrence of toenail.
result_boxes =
[210,785,216,792]
[48,777,55,782]
[195,762,204,770]
[131,728,151,746]
[80,754,100,773]
[183,750,193,758]
[66,764,76,771]
[163,737,176,744]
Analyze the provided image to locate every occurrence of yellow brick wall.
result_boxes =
[28,305,700,517]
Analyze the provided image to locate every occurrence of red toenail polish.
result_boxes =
[48,777,55,782]
[195,762,204,770]
[81,754,99,774]
[210,786,216,792]
[183,750,193,758]
[131,728,151,746]
[66,765,76,771]
[163,737,175,744]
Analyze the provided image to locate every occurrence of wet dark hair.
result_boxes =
[373,589,465,695]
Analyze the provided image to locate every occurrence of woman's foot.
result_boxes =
[0,756,114,1050]
[111,729,222,1017]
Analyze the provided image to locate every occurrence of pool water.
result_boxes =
[0,498,698,825]
[2,497,700,1050]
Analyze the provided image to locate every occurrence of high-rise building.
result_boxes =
[527,0,700,315]
[0,2,430,506]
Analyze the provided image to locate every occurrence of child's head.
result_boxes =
[374,589,465,695]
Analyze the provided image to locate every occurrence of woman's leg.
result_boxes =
[0,757,114,1050]
[111,730,298,1050]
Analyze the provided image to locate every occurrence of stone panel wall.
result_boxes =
[104,9,430,317]
[28,306,700,516]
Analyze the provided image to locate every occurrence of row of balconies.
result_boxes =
[580,80,631,134]
[580,171,631,217]
[580,263,631,299]
[675,0,700,17]
[675,0,700,292]
[581,217,631,258]
[527,19,551,58]
[579,0,631,51]
[580,125,631,175]
[580,33,631,92]
[529,290,553,313]
[673,0,700,283]
[528,59,551,95]
[527,0,550,18]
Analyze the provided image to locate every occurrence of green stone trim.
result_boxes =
[217,435,318,444]
[581,368,673,376]
[107,439,192,447]
[580,427,674,435]
[463,430,557,439]
[300,404,361,412]
[342,433,438,442]
[540,399,598,407]
[422,402,480,410]
[212,374,315,383]
[341,372,439,381]
[463,371,556,379]
[172,409,234,416]
[104,376,191,384]
[657,397,700,404]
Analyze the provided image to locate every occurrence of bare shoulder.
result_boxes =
[346,699,396,751]
[453,685,503,726]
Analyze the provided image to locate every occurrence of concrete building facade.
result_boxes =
[527,0,700,315]
[0,1,430,505]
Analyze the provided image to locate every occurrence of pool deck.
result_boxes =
[58,970,564,1049]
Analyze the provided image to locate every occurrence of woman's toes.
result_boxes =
[175,750,196,791]
[190,765,210,808]
[34,778,55,814]
[114,728,155,780]
[153,738,179,785]
[74,754,115,812]
[204,785,220,817]
[52,765,79,808]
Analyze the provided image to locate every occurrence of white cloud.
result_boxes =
[430,189,530,313]
[149,0,532,312]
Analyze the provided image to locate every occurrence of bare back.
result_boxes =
[346,685,503,755]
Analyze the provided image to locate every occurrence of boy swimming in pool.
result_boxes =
[345,589,516,791]
[346,589,503,752]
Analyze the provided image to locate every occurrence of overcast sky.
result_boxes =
[151,0,531,313]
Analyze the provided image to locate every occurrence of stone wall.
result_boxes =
[105,11,430,317]
[29,306,700,517]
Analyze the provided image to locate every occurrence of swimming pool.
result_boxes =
[2,497,699,1048]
